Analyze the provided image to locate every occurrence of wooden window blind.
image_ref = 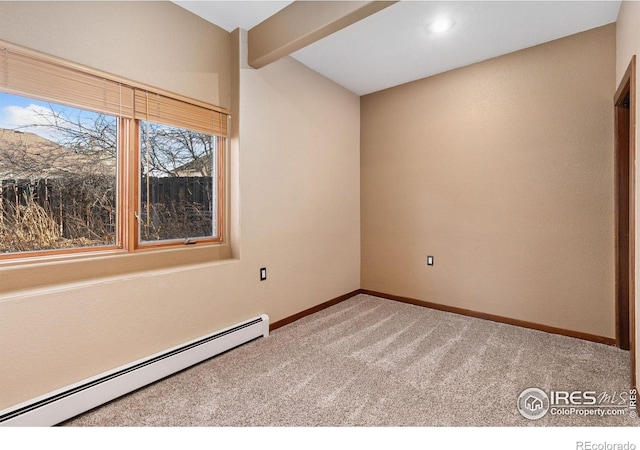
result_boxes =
[0,41,229,136]
[0,44,134,118]
[134,89,228,138]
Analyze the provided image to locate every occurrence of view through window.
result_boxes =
[139,121,218,243]
[0,92,117,253]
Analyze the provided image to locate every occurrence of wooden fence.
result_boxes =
[0,175,213,241]
[142,176,213,209]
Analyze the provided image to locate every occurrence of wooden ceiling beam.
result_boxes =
[248,1,396,69]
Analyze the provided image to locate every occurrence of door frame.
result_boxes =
[614,55,636,387]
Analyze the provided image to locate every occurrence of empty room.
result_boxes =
[0,0,638,438]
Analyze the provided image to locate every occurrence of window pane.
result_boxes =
[0,93,117,253]
[139,121,216,243]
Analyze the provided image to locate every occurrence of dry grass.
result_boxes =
[0,192,101,253]
[141,201,212,242]
[0,177,211,253]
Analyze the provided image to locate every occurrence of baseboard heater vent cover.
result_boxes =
[0,314,269,427]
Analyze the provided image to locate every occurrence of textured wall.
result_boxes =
[361,24,616,338]
[0,1,231,108]
[0,6,360,409]
[616,0,640,390]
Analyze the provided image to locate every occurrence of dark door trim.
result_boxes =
[614,55,636,386]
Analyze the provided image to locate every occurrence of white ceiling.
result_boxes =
[174,1,621,96]
[174,1,292,32]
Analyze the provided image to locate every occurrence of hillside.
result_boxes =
[0,128,114,179]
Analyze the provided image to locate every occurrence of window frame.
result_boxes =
[0,97,123,259]
[0,40,230,260]
[133,121,226,249]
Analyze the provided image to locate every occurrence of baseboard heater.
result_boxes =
[0,314,269,427]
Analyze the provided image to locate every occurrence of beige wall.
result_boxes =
[0,4,360,410]
[0,1,231,109]
[616,1,640,390]
[361,25,616,338]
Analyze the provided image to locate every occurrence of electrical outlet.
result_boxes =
[260,267,267,281]
[427,256,434,266]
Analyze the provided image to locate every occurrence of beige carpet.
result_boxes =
[62,294,637,426]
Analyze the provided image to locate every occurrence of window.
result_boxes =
[0,42,229,258]
[0,93,118,253]
[139,121,221,243]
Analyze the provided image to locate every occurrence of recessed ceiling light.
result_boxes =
[429,17,454,34]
